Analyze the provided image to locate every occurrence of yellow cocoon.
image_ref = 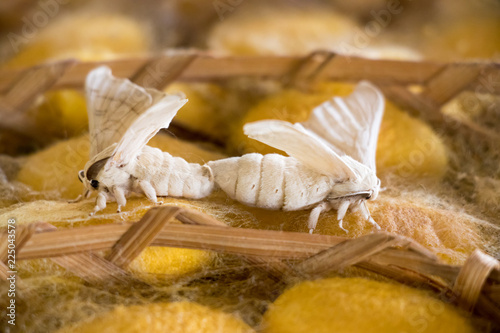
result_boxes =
[262,277,475,333]
[376,102,448,179]
[58,301,254,333]
[16,133,225,200]
[319,196,483,264]
[165,83,232,141]
[5,13,150,69]
[27,89,88,139]
[423,15,500,61]
[208,8,358,56]
[128,247,213,283]
[230,82,448,179]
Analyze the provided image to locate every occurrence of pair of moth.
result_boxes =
[77,66,385,233]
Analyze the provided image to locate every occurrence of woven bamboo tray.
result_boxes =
[0,52,499,326]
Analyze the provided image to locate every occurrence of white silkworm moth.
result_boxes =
[208,81,385,233]
[76,66,214,215]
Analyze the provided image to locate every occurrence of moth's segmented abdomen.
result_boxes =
[149,152,214,199]
[209,154,283,209]
[209,153,333,210]
[235,154,287,209]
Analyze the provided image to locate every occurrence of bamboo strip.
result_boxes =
[1,55,495,93]
[453,249,500,312]
[356,259,450,292]
[14,220,496,289]
[0,60,74,110]
[420,64,481,106]
[11,218,497,288]
[282,51,336,88]
[27,223,140,284]
[325,57,444,86]
[51,252,133,285]
[380,85,441,120]
[175,208,230,227]
[0,60,75,139]
[106,206,181,268]
[1,53,499,148]
[13,222,47,258]
[366,248,460,283]
[20,223,130,259]
[176,209,299,281]
[130,52,198,90]
[0,222,53,281]
[295,232,418,276]
[14,217,500,285]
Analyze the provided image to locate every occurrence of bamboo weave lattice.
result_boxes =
[0,51,499,144]
[1,52,500,326]
[1,206,499,325]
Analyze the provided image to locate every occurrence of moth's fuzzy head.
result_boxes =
[79,157,107,191]
[338,156,381,200]
[359,170,381,201]
[367,177,381,201]
[80,144,121,192]
[328,165,381,203]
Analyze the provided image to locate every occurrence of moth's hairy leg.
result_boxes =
[112,186,127,213]
[138,180,162,205]
[336,200,351,233]
[361,201,381,231]
[308,201,331,234]
[90,191,107,216]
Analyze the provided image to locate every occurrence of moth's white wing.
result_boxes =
[244,120,356,180]
[85,66,154,159]
[302,81,385,171]
[109,94,188,167]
